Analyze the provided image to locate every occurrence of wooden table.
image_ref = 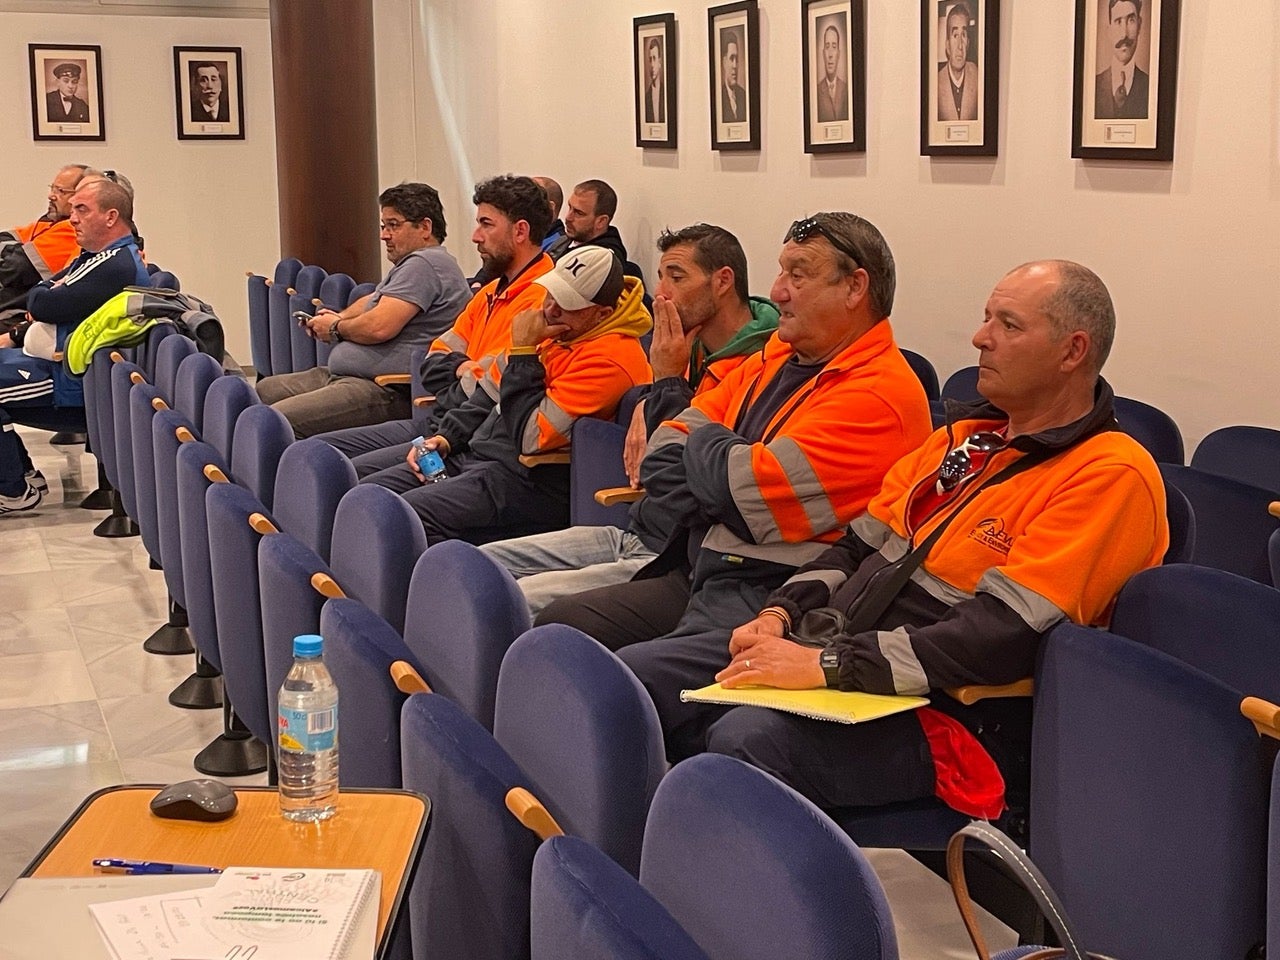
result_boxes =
[23,785,429,959]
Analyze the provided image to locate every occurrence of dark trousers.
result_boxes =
[361,454,569,545]
[617,566,938,810]
[318,418,419,478]
[535,566,692,651]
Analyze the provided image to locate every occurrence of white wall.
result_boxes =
[389,0,1280,449]
[1,10,276,364]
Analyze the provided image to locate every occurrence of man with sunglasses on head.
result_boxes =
[642,259,1168,830]
[541,211,930,654]
[256,181,471,438]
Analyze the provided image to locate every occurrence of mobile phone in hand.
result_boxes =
[291,311,314,327]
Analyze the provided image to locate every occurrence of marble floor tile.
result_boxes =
[0,608,78,656]
[4,529,52,575]
[0,701,114,771]
[99,691,225,761]
[0,650,97,710]
[83,638,198,699]
[120,748,268,789]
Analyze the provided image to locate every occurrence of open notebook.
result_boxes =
[681,683,927,724]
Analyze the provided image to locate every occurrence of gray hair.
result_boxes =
[812,211,897,319]
[1036,259,1116,374]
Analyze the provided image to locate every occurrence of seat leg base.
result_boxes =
[168,672,223,710]
[79,488,113,510]
[143,622,194,656]
[194,733,269,778]
[49,431,87,446]
[93,489,138,538]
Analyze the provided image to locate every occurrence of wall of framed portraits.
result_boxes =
[377,0,1280,448]
[2,9,277,363]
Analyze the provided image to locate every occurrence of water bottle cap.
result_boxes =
[293,634,323,657]
[410,435,425,445]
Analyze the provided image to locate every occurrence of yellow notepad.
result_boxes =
[680,683,928,724]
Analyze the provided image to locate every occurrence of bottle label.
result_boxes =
[278,706,337,753]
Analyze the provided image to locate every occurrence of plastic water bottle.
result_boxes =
[278,634,339,822]
[411,435,447,483]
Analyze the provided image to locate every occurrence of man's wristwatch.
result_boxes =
[329,319,344,343]
[819,647,841,688]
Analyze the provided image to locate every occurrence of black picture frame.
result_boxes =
[29,44,105,142]
[174,46,246,141]
[707,0,760,151]
[921,0,999,156]
[802,0,865,154]
[1072,0,1179,161]
[635,14,678,149]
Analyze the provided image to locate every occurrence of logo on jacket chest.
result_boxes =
[967,517,1015,556]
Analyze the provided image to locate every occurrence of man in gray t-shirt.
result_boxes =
[256,182,471,438]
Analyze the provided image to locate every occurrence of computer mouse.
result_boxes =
[149,779,238,822]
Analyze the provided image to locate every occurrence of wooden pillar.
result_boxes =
[269,0,380,282]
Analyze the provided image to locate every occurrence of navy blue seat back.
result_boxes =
[152,407,199,607]
[207,483,276,746]
[1162,481,1196,565]
[902,349,940,402]
[258,532,341,758]
[128,382,166,564]
[569,417,629,528]
[110,360,145,522]
[173,352,223,435]
[230,404,294,511]
[322,598,415,787]
[247,272,271,378]
[1160,464,1280,584]
[494,625,665,875]
[149,270,180,291]
[402,540,532,730]
[154,335,197,405]
[271,439,357,564]
[267,261,303,376]
[313,272,355,367]
[1031,624,1267,959]
[84,347,117,477]
[1112,563,1280,705]
[202,375,260,464]
[940,365,980,402]
[641,754,900,960]
[288,265,327,373]
[531,837,710,960]
[1114,395,1184,465]
[1191,425,1280,491]
[134,323,180,383]
[329,485,426,632]
[176,440,231,671]
[1271,528,1280,589]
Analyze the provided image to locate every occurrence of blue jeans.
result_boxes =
[480,525,657,615]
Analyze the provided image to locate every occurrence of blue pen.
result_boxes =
[93,858,222,875]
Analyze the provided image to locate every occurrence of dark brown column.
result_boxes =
[269,0,380,282]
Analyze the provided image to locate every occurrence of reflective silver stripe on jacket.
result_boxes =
[521,397,575,454]
[978,568,1065,632]
[876,627,930,695]
[700,523,830,567]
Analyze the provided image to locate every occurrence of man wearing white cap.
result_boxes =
[363,244,653,544]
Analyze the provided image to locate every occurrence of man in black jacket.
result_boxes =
[544,180,628,265]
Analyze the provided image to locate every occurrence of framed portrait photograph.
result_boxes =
[707,0,760,151]
[29,44,105,142]
[802,0,865,154]
[634,13,677,149]
[920,0,999,156]
[174,46,245,141]
[1072,0,1180,160]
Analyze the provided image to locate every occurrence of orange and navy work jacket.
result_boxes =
[420,252,553,408]
[13,218,80,279]
[638,320,932,571]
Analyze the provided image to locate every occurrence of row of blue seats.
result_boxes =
[245,258,375,379]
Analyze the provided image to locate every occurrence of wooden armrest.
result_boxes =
[150,397,168,412]
[1243,697,1280,740]
[595,486,644,506]
[412,395,437,407]
[108,351,125,363]
[245,270,255,278]
[519,451,572,468]
[52,351,64,362]
[374,373,412,387]
[505,787,565,841]
[391,660,431,695]
[264,279,274,287]
[175,426,195,444]
[248,512,279,535]
[310,572,346,599]
[285,286,297,296]
[202,464,229,484]
[944,678,1034,705]
[128,371,145,385]
[311,297,324,307]
[1269,502,1280,519]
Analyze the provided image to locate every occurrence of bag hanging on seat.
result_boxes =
[946,820,1117,960]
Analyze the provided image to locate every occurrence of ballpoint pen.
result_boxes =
[93,858,222,875]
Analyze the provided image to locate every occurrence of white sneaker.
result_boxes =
[0,483,42,515]
[25,469,48,493]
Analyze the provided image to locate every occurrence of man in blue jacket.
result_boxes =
[0,176,146,514]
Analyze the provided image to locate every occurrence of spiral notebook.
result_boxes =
[680,683,928,724]
[90,866,380,960]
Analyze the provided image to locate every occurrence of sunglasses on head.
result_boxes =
[784,216,864,267]
[936,431,1006,493]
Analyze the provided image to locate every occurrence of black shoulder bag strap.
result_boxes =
[840,446,1057,636]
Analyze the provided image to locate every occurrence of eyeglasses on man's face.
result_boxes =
[380,219,422,232]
